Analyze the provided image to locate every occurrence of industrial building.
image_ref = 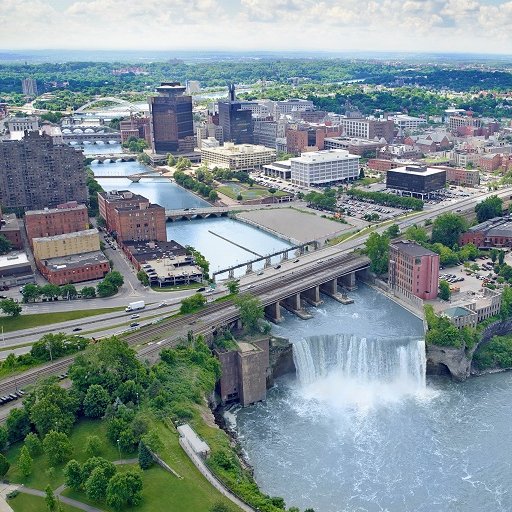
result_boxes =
[0,252,35,287]
[386,165,446,198]
[460,216,512,248]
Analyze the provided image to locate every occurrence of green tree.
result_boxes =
[498,250,506,266]
[490,248,499,263]
[104,271,124,288]
[0,426,7,451]
[136,270,149,286]
[106,470,143,509]
[43,430,73,466]
[85,466,111,502]
[138,440,153,470]
[24,432,43,456]
[60,284,77,300]
[17,445,33,477]
[384,224,400,238]
[226,280,240,295]
[180,293,207,314]
[209,190,219,201]
[83,384,110,418]
[0,235,11,255]
[0,454,9,477]
[64,459,83,491]
[475,195,503,223]
[236,193,243,201]
[364,232,389,275]
[45,485,57,512]
[97,280,118,298]
[438,280,451,301]
[21,284,41,303]
[431,213,468,247]
[6,408,31,443]
[137,153,150,165]
[234,293,264,334]
[500,286,512,319]
[40,284,61,301]
[405,225,429,244]
[167,154,176,166]
[0,299,22,317]
[84,435,103,457]
[80,286,96,299]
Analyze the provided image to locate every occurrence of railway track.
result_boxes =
[0,252,368,396]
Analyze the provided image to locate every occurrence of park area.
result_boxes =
[217,181,288,201]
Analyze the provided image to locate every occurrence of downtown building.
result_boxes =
[386,165,446,198]
[148,82,194,154]
[388,240,440,301]
[337,118,395,143]
[217,84,254,144]
[290,149,360,187]
[21,78,38,97]
[200,143,276,170]
[0,131,87,211]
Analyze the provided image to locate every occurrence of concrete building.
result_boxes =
[6,117,39,135]
[436,166,480,187]
[449,114,482,132]
[337,118,395,143]
[32,229,100,260]
[218,84,254,144]
[0,131,87,211]
[253,120,278,149]
[37,251,109,285]
[0,214,22,250]
[0,252,34,287]
[25,202,89,244]
[386,165,446,198]
[270,99,314,117]
[200,143,276,170]
[21,78,38,97]
[196,122,223,149]
[323,137,385,156]
[391,114,425,134]
[443,288,501,328]
[290,149,360,187]
[148,82,194,153]
[110,202,167,244]
[262,160,292,180]
[238,101,272,118]
[460,216,512,249]
[216,338,270,407]
[388,240,440,301]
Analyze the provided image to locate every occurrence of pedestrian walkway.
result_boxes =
[0,483,18,512]
[18,486,103,512]
[179,437,256,512]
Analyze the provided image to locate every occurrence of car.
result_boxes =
[197,287,206,292]
[293,259,300,263]
[158,302,169,308]
[130,322,140,327]
[257,271,264,275]
[0,295,6,299]
[72,327,82,332]
[8,394,17,400]
[247,284,254,289]
[273,265,281,270]
[130,314,140,319]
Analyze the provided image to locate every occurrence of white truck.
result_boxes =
[125,300,145,313]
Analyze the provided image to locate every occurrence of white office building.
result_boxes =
[391,114,425,133]
[290,149,360,187]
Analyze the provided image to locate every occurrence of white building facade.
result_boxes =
[290,149,360,187]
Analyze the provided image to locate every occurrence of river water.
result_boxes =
[87,144,292,275]
[232,285,512,512]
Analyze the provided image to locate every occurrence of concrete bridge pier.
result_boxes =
[321,278,353,304]
[303,286,323,307]
[282,293,313,320]
[228,269,235,279]
[281,251,289,262]
[246,262,253,275]
[265,301,283,323]
[339,271,357,291]
[264,257,272,269]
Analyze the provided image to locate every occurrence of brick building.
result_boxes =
[0,209,22,249]
[32,229,100,260]
[25,202,89,245]
[110,203,167,244]
[460,216,512,249]
[98,190,150,232]
[0,131,87,211]
[37,252,110,285]
[388,240,440,301]
[119,116,151,146]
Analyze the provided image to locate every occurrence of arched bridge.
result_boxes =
[165,207,229,221]
[89,153,138,163]
[75,97,142,113]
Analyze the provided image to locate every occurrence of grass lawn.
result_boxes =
[9,493,81,512]
[218,181,287,201]
[61,418,240,512]
[6,419,136,492]
[1,307,124,333]
[151,283,203,292]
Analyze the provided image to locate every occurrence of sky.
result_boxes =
[2,0,512,55]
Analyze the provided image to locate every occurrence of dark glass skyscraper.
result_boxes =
[218,84,254,144]
[149,82,194,153]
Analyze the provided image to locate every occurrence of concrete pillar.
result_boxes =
[303,286,322,306]
[285,293,301,311]
[264,257,272,268]
[265,301,282,323]
[228,269,235,279]
[340,271,357,291]
[246,262,253,275]
[320,278,337,296]
[282,251,289,261]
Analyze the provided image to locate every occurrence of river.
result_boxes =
[87,144,293,275]
[232,285,512,512]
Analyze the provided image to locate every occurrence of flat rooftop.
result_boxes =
[26,203,86,216]
[0,214,20,232]
[389,165,446,176]
[41,250,108,271]
[0,252,29,268]
[291,149,360,164]
[392,240,438,257]
[100,190,149,202]
[32,228,98,243]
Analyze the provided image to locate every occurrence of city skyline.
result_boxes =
[2,0,512,55]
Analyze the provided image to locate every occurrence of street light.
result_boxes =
[46,342,53,362]
[116,439,121,460]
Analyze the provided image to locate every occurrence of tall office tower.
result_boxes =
[21,78,38,97]
[218,84,254,144]
[0,131,87,210]
[148,82,194,153]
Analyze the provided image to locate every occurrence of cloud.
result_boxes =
[1,0,511,54]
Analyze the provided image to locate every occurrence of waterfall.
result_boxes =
[292,334,426,405]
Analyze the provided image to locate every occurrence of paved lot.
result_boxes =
[236,208,355,244]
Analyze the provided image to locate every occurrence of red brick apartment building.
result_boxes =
[388,241,440,300]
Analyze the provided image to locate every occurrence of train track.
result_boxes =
[0,252,368,396]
